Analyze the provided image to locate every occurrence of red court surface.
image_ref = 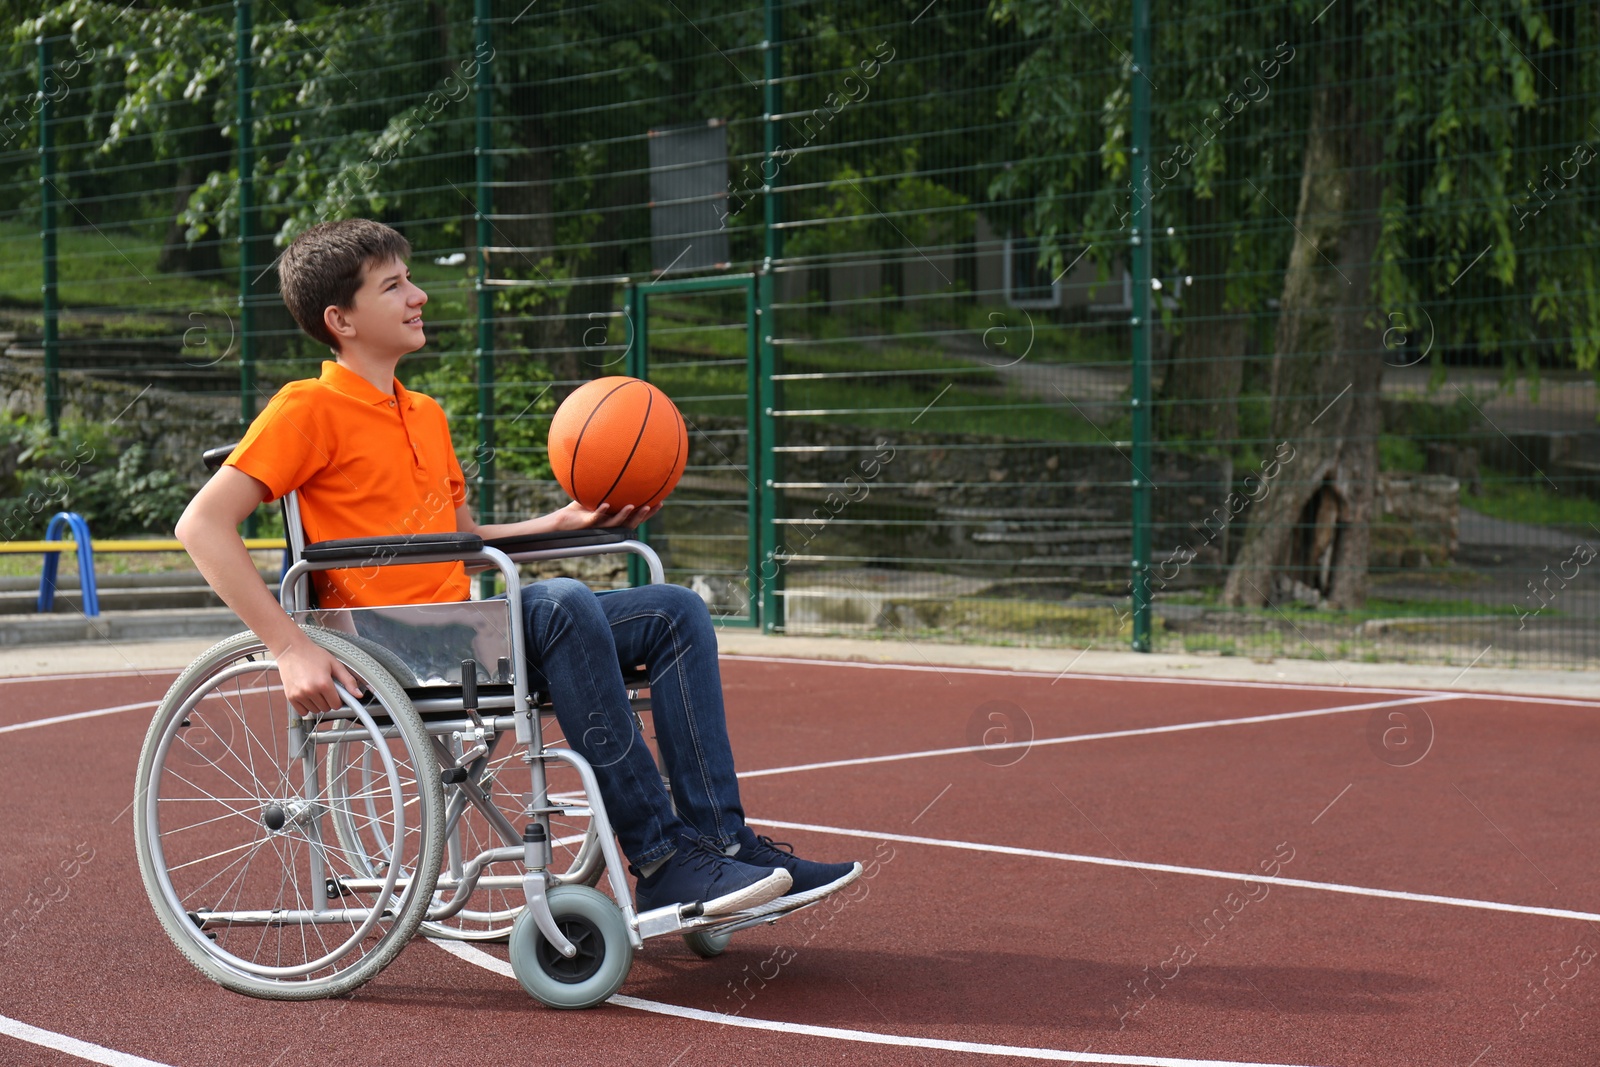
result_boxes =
[3,654,1599,1066]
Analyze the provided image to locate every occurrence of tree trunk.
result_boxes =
[1222,80,1385,610]
[158,117,230,276]
[1157,193,1243,445]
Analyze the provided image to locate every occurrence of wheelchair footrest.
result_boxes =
[635,895,821,941]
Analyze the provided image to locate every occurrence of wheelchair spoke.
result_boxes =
[138,631,446,993]
[167,836,270,873]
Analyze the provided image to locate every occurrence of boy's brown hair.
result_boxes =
[278,219,412,350]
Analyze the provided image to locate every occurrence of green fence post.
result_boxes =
[1129,0,1153,652]
[625,284,648,588]
[756,0,784,632]
[235,0,255,429]
[37,36,59,437]
[474,0,496,598]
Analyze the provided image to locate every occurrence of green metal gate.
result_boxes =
[624,274,769,629]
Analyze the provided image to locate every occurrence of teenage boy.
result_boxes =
[176,218,860,917]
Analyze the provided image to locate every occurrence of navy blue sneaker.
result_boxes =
[733,827,862,909]
[632,835,791,916]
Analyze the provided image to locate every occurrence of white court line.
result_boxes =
[0,1012,177,1067]
[721,653,1600,708]
[751,818,1600,925]
[0,668,176,685]
[0,682,279,735]
[2,680,1433,743]
[738,694,1452,780]
[428,939,1336,1067]
[0,698,162,735]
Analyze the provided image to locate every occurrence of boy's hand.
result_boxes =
[276,639,365,716]
[553,501,656,530]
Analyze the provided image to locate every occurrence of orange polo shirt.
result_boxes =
[227,360,471,608]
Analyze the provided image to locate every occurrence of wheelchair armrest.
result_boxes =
[202,443,239,470]
[484,529,630,554]
[301,532,485,564]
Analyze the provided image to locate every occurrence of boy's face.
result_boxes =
[329,255,428,357]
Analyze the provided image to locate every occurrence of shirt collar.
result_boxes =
[319,360,414,408]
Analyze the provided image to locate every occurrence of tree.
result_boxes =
[993,0,1596,608]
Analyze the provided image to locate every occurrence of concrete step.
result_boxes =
[970,527,1132,544]
[4,571,200,592]
[0,570,279,615]
[936,506,1116,521]
[0,607,244,647]
[0,586,234,614]
[782,570,994,630]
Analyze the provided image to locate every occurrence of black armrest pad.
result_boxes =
[302,532,485,563]
[486,529,629,554]
[203,443,239,471]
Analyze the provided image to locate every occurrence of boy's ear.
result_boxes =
[323,304,355,346]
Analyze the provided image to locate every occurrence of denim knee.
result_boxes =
[653,583,716,638]
[527,576,592,608]
[521,577,605,649]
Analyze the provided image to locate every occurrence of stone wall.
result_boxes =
[1373,472,1460,568]
[1,359,239,484]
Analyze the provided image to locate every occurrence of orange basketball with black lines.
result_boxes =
[548,376,688,511]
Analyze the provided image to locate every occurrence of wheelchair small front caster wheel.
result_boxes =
[509,885,633,1009]
[683,927,733,959]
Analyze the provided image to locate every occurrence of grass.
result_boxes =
[0,218,231,318]
[0,549,280,580]
[789,291,1127,367]
[648,295,1122,441]
[1144,587,1517,620]
[1465,480,1600,529]
[0,216,480,337]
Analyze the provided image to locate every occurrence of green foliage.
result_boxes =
[991,0,1600,380]
[0,412,188,538]
[1381,393,1487,439]
[1379,434,1426,472]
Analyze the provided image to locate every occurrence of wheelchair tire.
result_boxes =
[682,927,734,958]
[508,885,633,1009]
[133,628,445,1000]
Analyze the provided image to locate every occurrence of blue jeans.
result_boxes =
[518,578,745,866]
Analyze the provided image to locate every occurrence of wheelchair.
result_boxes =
[132,445,806,1006]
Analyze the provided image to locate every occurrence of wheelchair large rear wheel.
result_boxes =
[133,629,445,999]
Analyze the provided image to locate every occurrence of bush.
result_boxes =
[0,413,190,540]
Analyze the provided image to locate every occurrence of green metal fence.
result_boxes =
[4,0,1600,669]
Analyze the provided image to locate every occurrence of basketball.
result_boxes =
[547,376,689,511]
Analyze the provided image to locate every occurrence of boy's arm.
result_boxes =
[175,467,360,714]
[457,500,653,542]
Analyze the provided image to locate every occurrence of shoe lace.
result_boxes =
[687,836,738,873]
[749,834,795,860]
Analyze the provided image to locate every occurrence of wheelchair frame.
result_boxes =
[132,454,808,1007]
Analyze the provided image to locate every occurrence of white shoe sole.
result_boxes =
[701,868,792,917]
[741,862,864,917]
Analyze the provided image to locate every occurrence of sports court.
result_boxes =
[3,646,1596,1067]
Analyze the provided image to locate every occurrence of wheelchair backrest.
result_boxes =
[202,442,514,690]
